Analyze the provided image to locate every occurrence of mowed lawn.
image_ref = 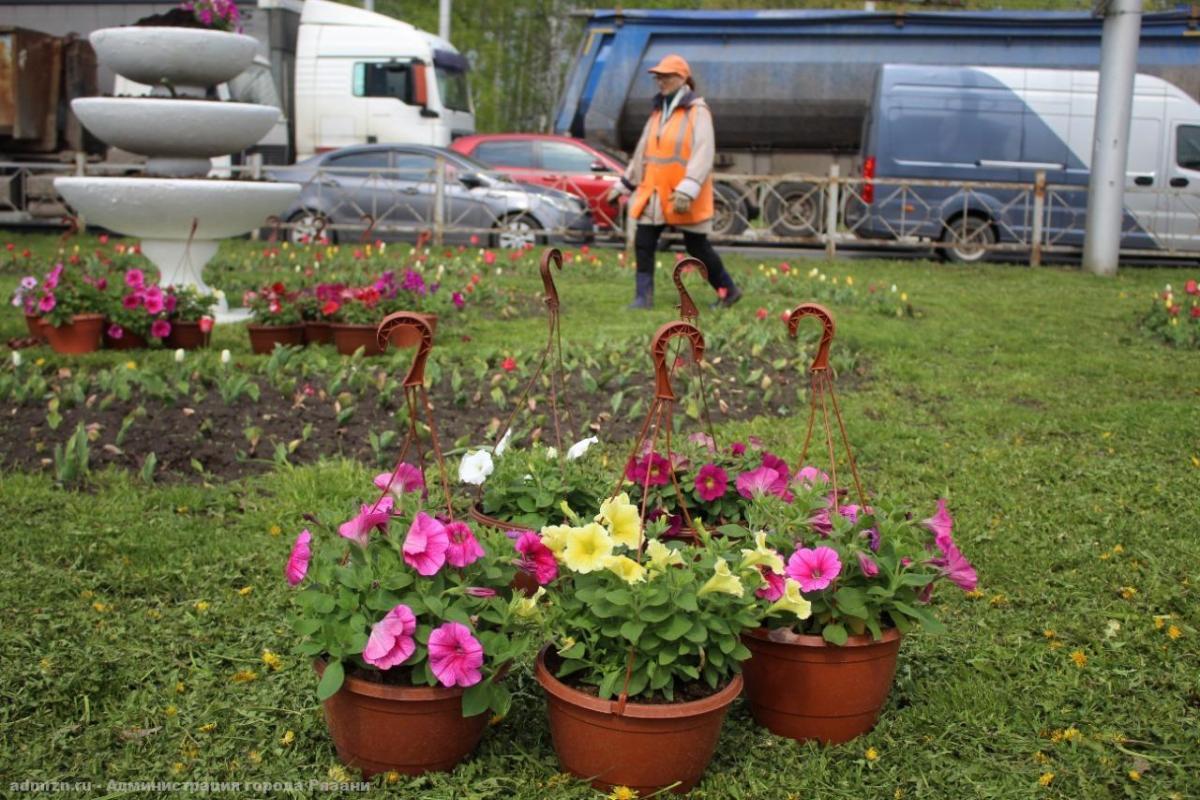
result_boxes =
[1,233,1197,799]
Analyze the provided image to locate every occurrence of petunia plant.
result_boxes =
[522,494,812,702]
[735,469,978,644]
[476,437,608,531]
[286,464,538,717]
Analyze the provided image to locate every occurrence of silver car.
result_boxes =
[267,144,593,247]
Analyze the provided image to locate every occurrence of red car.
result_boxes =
[450,133,626,229]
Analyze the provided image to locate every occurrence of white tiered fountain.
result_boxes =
[55,25,300,321]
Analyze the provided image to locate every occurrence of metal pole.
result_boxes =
[439,0,451,40]
[1031,171,1046,267]
[434,156,446,246]
[1083,0,1142,276]
[825,163,839,260]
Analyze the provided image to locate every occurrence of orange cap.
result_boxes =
[647,54,691,80]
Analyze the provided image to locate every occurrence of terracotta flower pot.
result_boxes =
[24,313,47,342]
[305,320,333,346]
[313,660,487,777]
[247,323,305,355]
[330,323,385,356]
[42,313,104,354]
[740,626,901,744]
[103,326,148,350]
[164,320,210,350]
[535,647,742,795]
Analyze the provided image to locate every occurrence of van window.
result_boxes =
[1177,125,1200,171]
[474,140,536,169]
[436,67,472,112]
[354,62,414,103]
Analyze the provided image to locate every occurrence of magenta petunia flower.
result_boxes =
[930,541,977,591]
[107,324,124,340]
[285,529,312,586]
[362,604,417,670]
[373,463,425,500]
[451,291,465,309]
[625,451,672,487]
[38,294,56,313]
[924,498,955,553]
[125,268,145,288]
[122,293,141,310]
[694,463,728,502]
[144,289,165,315]
[150,319,171,339]
[402,512,449,576]
[164,294,177,313]
[338,503,391,546]
[427,622,484,687]
[755,567,786,601]
[761,451,790,485]
[445,520,485,568]
[515,531,557,585]
[730,441,746,456]
[794,465,830,487]
[786,546,842,593]
[857,551,880,578]
[736,465,781,499]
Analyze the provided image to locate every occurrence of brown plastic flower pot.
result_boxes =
[535,647,742,795]
[304,320,333,346]
[313,660,487,777]
[25,314,47,342]
[330,323,385,356]
[103,328,148,350]
[164,321,210,350]
[247,323,305,354]
[42,314,104,354]
[740,626,901,744]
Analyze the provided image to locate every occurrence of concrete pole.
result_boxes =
[439,0,451,40]
[1082,0,1142,276]
[363,0,374,11]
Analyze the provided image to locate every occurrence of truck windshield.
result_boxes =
[436,67,472,113]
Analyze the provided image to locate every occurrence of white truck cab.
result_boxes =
[294,0,474,160]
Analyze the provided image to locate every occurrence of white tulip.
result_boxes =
[220,349,231,364]
[566,436,599,461]
[11,351,22,368]
[459,450,495,485]
[545,446,558,459]
[494,428,512,457]
[174,348,186,363]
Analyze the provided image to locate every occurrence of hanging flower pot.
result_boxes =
[535,648,743,795]
[246,323,305,354]
[740,627,901,744]
[42,314,104,354]
[164,320,211,350]
[313,660,488,777]
[387,313,437,348]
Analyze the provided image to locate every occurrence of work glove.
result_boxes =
[670,191,692,214]
[605,186,624,205]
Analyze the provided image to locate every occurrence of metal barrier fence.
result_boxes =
[4,158,1198,264]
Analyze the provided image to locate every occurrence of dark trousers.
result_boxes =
[634,224,737,293]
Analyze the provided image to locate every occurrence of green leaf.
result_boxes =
[461,681,491,717]
[293,618,321,636]
[659,615,692,641]
[822,623,849,646]
[620,621,646,642]
[559,641,585,660]
[316,660,344,701]
[489,682,513,717]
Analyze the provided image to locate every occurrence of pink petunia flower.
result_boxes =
[786,546,842,593]
[362,604,417,670]
[38,294,56,313]
[730,441,746,456]
[694,463,728,502]
[755,567,786,601]
[402,512,449,576]
[198,316,214,333]
[515,531,557,585]
[687,432,716,453]
[107,324,124,340]
[163,294,177,313]
[144,289,165,315]
[794,465,830,488]
[451,291,465,309]
[761,452,791,487]
[124,268,145,288]
[285,529,312,586]
[373,463,425,500]
[736,465,782,500]
[338,502,391,546]
[930,541,977,592]
[465,587,497,598]
[122,293,141,310]
[857,551,880,578]
[625,451,672,487]
[150,319,171,339]
[445,520,485,568]
[923,498,955,553]
[428,622,484,688]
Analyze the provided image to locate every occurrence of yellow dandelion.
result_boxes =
[846,275,855,285]
[1192,455,1200,468]
[865,747,879,761]
[1062,727,1081,742]
[165,705,178,718]
[1167,625,1182,640]
[280,729,295,746]
[237,586,253,597]
[175,681,186,694]
[1154,616,1168,630]
[989,593,1008,607]
[146,609,161,620]
[965,589,984,600]
[269,524,282,537]
[1099,551,1111,561]
[171,762,186,775]
[39,657,52,673]
[194,600,210,613]
[199,723,216,734]
[1112,544,1124,554]
[231,669,258,683]
[1070,650,1087,668]
[894,790,904,800]
[261,649,283,671]
[1128,770,1141,782]
[177,506,189,514]
[385,771,400,783]
[1120,586,1137,600]
[1032,751,1049,764]
[35,357,45,366]
[1043,629,1057,639]
[1038,773,1055,787]
[80,589,94,599]
[1049,640,1063,650]
[328,765,352,783]
[92,601,109,613]
[608,787,639,800]
[125,360,137,370]
[900,292,908,302]
[248,749,262,765]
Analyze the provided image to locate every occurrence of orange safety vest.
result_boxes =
[629,104,714,226]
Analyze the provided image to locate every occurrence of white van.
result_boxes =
[850,65,1200,260]
[294,0,474,160]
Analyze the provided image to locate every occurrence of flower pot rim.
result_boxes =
[247,322,305,331]
[535,646,743,719]
[745,626,901,648]
[313,658,472,703]
[46,312,104,328]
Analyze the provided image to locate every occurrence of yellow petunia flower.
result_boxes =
[596,493,642,550]
[539,524,572,557]
[608,786,639,800]
[768,578,813,620]
[605,555,646,585]
[738,531,784,574]
[699,558,745,598]
[646,539,684,571]
[514,586,546,618]
[562,523,614,574]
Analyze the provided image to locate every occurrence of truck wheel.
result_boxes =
[765,181,824,237]
[940,214,995,263]
[711,183,748,238]
[288,209,334,245]
[494,213,544,249]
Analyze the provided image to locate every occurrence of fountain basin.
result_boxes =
[72,98,280,160]
[90,27,258,90]
[54,176,299,240]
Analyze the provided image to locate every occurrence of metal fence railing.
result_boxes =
[4,158,1198,264]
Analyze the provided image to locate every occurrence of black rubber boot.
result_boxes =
[628,272,654,310]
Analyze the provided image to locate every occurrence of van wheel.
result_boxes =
[493,213,544,249]
[940,214,995,263]
[765,181,823,237]
[288,209,334,245]
[711,183,748,238]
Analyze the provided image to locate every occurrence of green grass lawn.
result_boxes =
[2,233,1198,798]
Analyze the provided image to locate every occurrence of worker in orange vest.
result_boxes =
[607,54,742,310]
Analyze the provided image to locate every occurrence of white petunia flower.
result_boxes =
[459,450,495,485]
[566,436,599,461]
